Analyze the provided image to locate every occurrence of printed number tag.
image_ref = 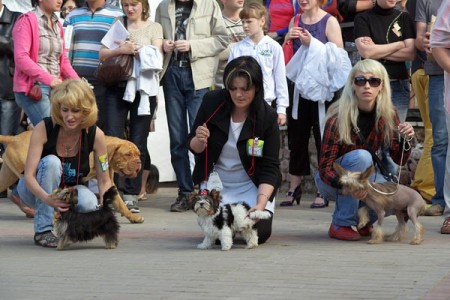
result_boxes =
[246,138,264,157]
[98,154,109,172]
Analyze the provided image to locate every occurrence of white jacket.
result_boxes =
[229,36,289,115]
[286,37,351,135]
[123,45,163,116]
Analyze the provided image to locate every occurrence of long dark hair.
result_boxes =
[223,56,265,112]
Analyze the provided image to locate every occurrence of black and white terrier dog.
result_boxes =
[189,189,271,251]
[54,186,120,250]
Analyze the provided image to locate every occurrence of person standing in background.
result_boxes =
[406,0,435,203]
[64,0,124,130]
[415,0,447,216]
[266,0,299,44]
[215,0,246,89]
[0,0,21,198]
[429,0,450,233]
[13,0,79,127]
[155,0,228,212]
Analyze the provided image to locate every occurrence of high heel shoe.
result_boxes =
[310,192,329,209]
[279,185,302,206]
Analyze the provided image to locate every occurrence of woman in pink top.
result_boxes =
[13,0,78,126]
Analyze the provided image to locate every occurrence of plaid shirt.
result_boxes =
[34,7,62,78]
[318,113,411,188]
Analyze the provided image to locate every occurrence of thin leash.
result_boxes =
[367,137,407,195]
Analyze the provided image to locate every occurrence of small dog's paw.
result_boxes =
[245,242,258,249]
[409,238,423,245]
[221,245,231,251]
[248,210,271,220]
[197,243,211,250]
[367,239,383,244]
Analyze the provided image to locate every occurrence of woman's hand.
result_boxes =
[195,123,210,145]
[398,122,415,141]
[47,194,70,212]
[298,28,311,47]
[50,78,63,88]
[277,113,286,126]
[119,40,138,55]
[163,39,175,53]
[285,26,302,41]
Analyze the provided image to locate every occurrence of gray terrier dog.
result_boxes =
[334,163,426,245]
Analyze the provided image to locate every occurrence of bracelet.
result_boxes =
[257,193,270,201]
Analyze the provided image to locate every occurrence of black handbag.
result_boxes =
[353,127,399,183]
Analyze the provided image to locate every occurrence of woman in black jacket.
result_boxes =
[188,56,281,244]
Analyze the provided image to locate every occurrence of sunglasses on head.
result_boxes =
[353,76,382,87]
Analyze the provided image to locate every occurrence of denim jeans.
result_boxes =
[428,74,447,207]
[16,155,98,233]
[443,111,450,218]
[103,88,152,195]
[381,79,411,176]
[0,98,21,153]
[92,83,107,131]
[314,149,387,227]
[14,83,51,126]
[162,65,208,193]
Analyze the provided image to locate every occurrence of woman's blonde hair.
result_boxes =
[327,59,396,145]
[50,79,98,129]
[239,3,268,34]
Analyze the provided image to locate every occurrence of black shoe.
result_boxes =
[0,190,7,198]
[170,193,190,212]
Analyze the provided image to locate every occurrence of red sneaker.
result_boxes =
[328,224,361,241]
[9,194,35,218]
[357,224,373,237]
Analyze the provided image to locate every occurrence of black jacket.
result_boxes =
[187,89,281,202]
[0,5,21,100]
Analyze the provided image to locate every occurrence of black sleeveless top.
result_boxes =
[41,117,96,187]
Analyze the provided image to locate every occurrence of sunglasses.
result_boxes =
[353,76,382,87]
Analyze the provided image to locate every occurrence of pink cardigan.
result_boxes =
[12,12,79,94]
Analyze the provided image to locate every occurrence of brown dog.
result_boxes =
[0,131,144,223]
[334,162,426,245]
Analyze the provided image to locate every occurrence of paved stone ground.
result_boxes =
[1,185,449,300]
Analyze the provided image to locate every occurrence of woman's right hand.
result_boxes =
[47,194,70,212]
[285,26,301,41]
[119,40,138,55]
[195,123,210,145]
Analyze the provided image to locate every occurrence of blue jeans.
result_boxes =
[0,98,21,153]
[428,74,447,207]
[162,66,208,193]
[14,83,51,126]
[16,155,98,233]
[381,79,411,175]
[443,111,450,218]
[92,83,107,131]
[314,149,387,227]
[103,88,152,195]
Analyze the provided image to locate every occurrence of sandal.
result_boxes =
[441,218,450,234]
[310,192,329,209]
[137,193,147,201]
[34,231,58,248]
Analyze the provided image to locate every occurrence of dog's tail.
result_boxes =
[248,210,272,220]
[102,186,119,207]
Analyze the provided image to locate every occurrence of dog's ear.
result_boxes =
[187,192,198,209]
[360,165,375,181]
[103,186,118,204]
[210,189,222,204]
[333,162,347,176]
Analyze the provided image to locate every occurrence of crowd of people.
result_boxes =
[1,0,450,248]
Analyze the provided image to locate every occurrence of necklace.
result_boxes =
[60,130,82,187]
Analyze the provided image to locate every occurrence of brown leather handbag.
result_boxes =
[94,54,134,86]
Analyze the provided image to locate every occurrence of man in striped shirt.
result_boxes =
[64,0,123,129]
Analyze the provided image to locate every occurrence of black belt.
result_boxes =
[171,60,190,68]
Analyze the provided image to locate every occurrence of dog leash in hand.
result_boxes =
[353,127,407,195]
